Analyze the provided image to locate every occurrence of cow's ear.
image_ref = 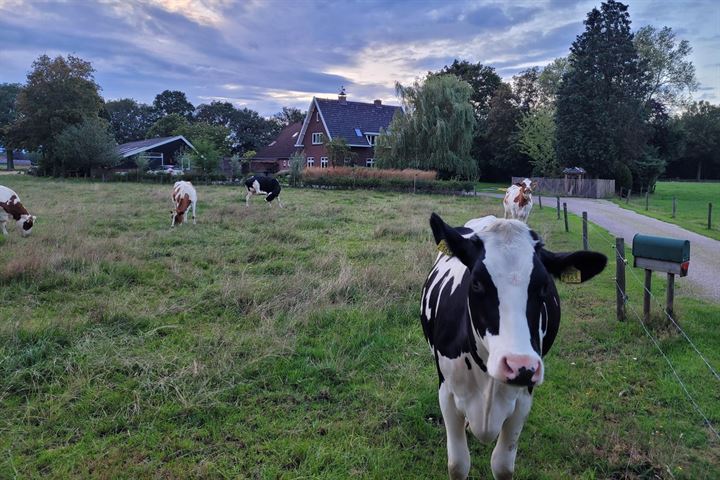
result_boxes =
[530,181,538,190]
[539,249,607,283]
[429,213,483,268]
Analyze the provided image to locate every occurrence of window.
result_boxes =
[320,157,329,168]
[312,132,324,144]
[354,128,363,137]
[307,156,315,167]
[366,158,375,167]
[366,134,377,146]
[283,160,289,168]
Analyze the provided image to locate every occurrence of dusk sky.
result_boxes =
[1,0,718,116]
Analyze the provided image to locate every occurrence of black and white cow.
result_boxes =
[421,213,606,480]
[245,175,283,207]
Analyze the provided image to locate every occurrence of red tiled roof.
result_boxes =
[254,122,302,159]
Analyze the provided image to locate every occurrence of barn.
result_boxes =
[115,136,195,170]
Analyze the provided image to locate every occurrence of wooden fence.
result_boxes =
[512,177,615,198]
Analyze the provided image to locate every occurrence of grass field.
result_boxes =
[0,176,718,479]
[613,181,720,241]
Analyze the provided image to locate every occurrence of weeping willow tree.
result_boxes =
[376,75,477,179]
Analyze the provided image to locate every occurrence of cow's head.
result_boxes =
[520,178,537,199]
[430,213,606,387]
[17,214,36,237]
[171,209,185,227]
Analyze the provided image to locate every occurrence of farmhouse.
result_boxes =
[295,88,401,168]
[115,135,195,169]
[249,122,302,173]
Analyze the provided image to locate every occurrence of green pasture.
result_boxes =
[0,176,718,479]
[614,181,720,241]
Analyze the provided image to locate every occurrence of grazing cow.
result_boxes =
[503,178,537,223]
[245,175,283,208]
[421,213,606,479]
[0,185,36,237]
[171,181,197,227]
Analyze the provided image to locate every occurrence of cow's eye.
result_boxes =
[471,280,485,294]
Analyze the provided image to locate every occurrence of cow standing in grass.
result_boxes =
[503,178,536,223]
[245,175,283,207]
[421,213,606,479]
[171,181,197,227]
[0,185,36,237]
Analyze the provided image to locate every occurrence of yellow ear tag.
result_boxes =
[560,266,581,284]
[437,239,453,257]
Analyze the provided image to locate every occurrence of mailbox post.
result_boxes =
[632,234,690,320]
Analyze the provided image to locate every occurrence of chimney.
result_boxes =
[374,99,382,108]
[338,85,347,105]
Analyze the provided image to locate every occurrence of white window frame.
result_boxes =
[320,157,329,168]
[312,132,324,145]
[366,134,377,146]
[307,156,315,167]
[366,158,375,168]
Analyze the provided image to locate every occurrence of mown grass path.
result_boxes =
[0,177,718,479]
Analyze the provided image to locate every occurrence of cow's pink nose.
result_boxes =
[501,355,542,385]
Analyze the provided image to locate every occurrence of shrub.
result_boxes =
[300,169,471,194]
[613,161,633,193]
[54,117,119,176]
[302,167,436,182]
[289,152,305,187]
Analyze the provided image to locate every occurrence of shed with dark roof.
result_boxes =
[115,136,195,169]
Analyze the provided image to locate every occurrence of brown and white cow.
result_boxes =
[171,181,197,227]
[503,178,537,223]
[0,185,36,237]
[422,213,606,479]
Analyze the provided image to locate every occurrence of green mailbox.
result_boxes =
[632,234,690,277]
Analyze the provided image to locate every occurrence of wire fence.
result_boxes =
[575,213,719,440]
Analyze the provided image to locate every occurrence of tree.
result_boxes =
[174,121,231,156]
[676,101,720,180]
[153,90,194,119]
[9,54,104,175]
[517,107,558,176]
[105,98,158,144]
[147,113,189,138]
[555,0,651,179]
[634,25,698,108]
[512,67,542,114]
[537,57,571,106]
[324,137,355,167]
[196,101,279,154]
[0,83,22,170]
[376,75,477,179]
[289,151,305,187]
[273,107,305,126]
[195,101,237,126]
[431,60,502,121]
[188,138,220,175]
[486,84,528,178]
[53,117,119,176]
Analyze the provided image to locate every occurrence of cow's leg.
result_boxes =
[490,394,532,480]
[191,202,196,225]
[0,219,7,235]
[439,383,470,480]
[245,191,252,207]
[277,197,284,208]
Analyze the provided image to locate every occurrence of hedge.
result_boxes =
[298,174,474,194]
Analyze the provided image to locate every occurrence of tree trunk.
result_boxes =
[696,159,703,181]
[6,149,14,171]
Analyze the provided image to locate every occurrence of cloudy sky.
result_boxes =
[1,0,718,116]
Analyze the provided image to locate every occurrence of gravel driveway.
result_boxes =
[553,197,719,302]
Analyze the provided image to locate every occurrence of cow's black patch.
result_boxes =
[464,357,472,370]
[507,367,535,387]
[246,175,282,203]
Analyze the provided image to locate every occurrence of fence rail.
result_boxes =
[512,176,615,198]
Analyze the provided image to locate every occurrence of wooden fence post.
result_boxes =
[413,174,417,194]
[643,269,652,322]
[582,211,588,250]
[538,195,542,209]
[616,237,626,322]
[563,202,569,232]
[666,273,675,319]
[626,189,631,204]
[672,196,676,218]
[645,190,649,211]
[709,202,713,230]
[556,196,561,219]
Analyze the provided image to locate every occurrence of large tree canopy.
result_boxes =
[10,54,105,175]
[556,0,651,179]
[105,98,157,144]
[54,117,119,176]
[376,75,476,179]
[153,90,194,119]
[0,83,22,169]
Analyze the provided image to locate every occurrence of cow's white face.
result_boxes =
[171,210,185,226]
[17,214,36,237]
[430,214,607,388]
